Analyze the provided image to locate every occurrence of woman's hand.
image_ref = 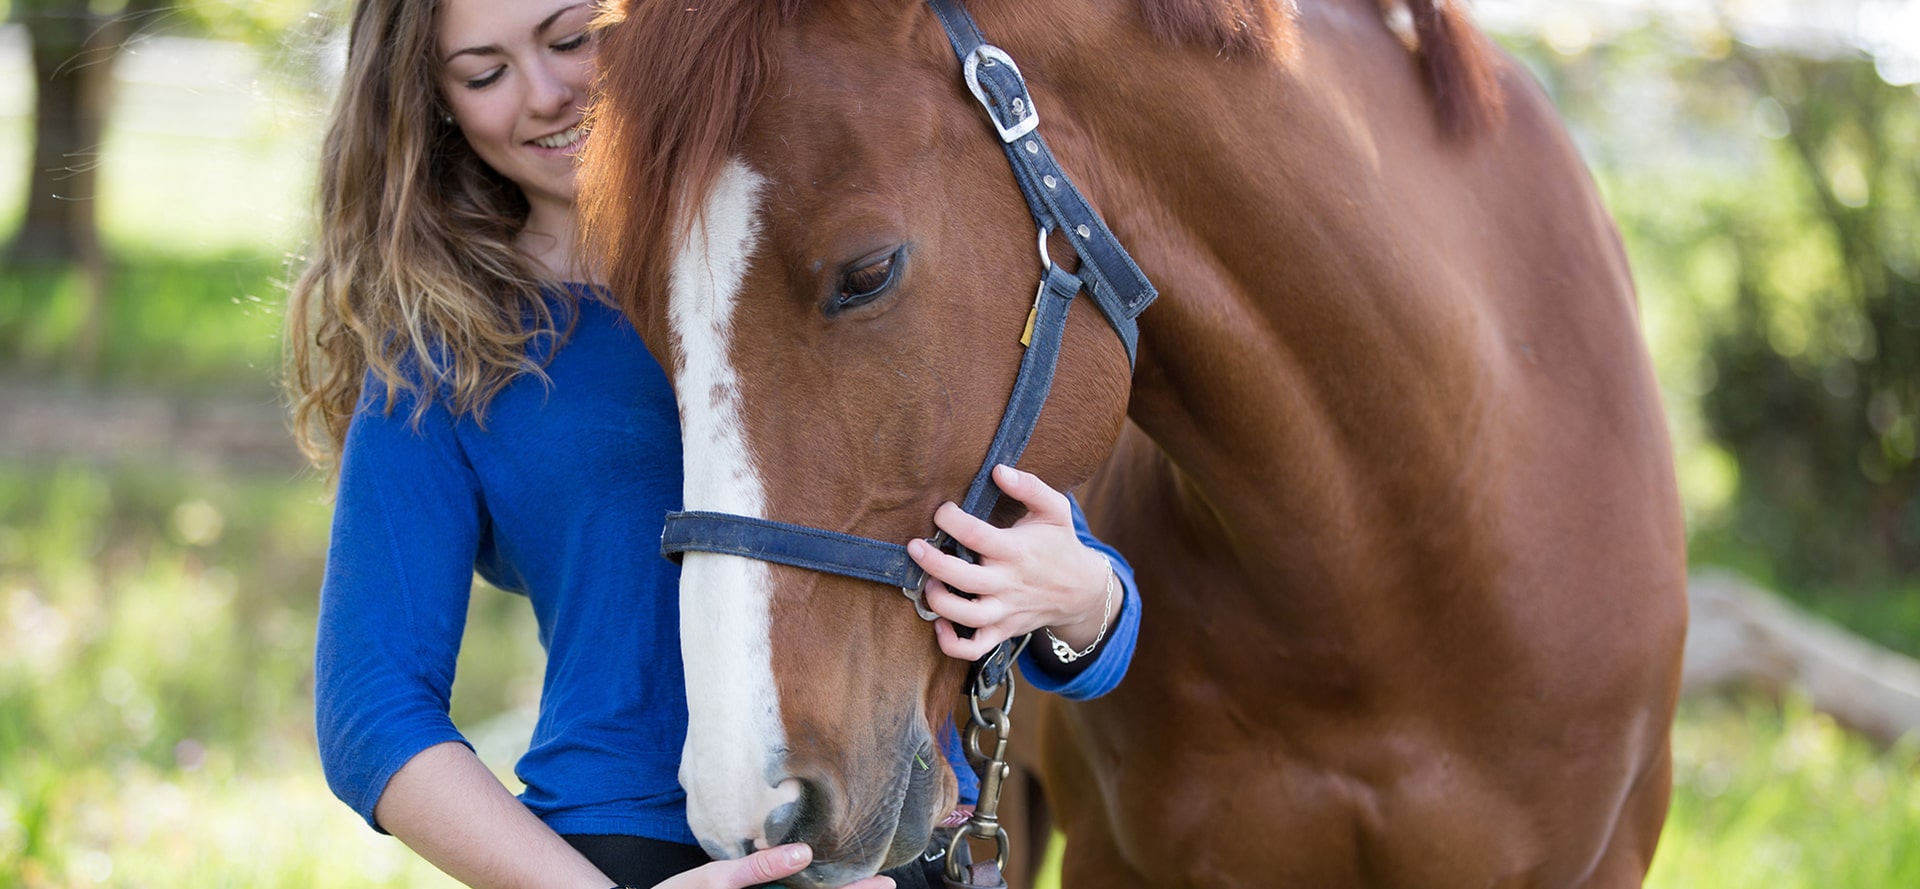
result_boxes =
[907,465,1114,661]
[654,843,893,889]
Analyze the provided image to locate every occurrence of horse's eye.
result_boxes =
[837,248,903,309]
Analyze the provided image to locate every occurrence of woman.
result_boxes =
[284,1,1142,888]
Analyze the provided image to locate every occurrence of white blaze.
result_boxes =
[668,158,798,853]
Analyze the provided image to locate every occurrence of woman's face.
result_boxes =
[437,0,596,221]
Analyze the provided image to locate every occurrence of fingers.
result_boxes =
[991,464,1072,524]
[929,502,1014,561]
[935,616,1008,661]
[717,843,812,888]
[923,577,1007,628]
[907,537,1002,595]
[676,842,896,889]
[923,467,1073,566]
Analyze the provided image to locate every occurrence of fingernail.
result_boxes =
[784,844,810,867]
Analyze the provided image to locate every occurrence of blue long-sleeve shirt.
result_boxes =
[314,290,1140,843]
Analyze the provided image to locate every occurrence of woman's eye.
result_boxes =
[555,32,591,53]
[839,251,900,307]
[464,68,504,90]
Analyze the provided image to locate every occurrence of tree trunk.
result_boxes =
[8,2,115,267]
[5,1,137,373]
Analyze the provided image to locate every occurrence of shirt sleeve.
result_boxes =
[1016,494,1140,701]
[314,381,485,832]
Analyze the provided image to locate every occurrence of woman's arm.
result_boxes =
[378,742,897,889]
[376,742,615,889]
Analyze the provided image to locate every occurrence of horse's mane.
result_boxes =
[578,0,1501,313]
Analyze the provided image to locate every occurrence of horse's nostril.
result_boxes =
[764,776,813,845]
[764,799,800,846]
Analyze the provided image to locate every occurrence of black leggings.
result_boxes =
[562,834,941,889]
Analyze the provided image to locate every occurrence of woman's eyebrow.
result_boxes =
[535,4,588,37]
[444,4,588,63]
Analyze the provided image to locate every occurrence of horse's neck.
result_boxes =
[1041,0,1508,577]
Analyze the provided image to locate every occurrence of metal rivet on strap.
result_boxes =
[1012,97,1026,117]
[1024,141,1039,155]
[1043,175,1057,189]
[1076,224,1091,239]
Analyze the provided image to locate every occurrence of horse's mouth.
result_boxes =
[778,740,941,888]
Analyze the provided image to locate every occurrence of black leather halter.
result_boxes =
[660,0,1157,675]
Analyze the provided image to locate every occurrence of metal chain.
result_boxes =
[945,637,1029,886]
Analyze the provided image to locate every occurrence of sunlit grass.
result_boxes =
[0,251,291,387]
[1648,695,1920,888]
[2,746,464,889]
[0,463,541,888]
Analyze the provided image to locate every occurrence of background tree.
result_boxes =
[5,0,166,368]
[1703,47,1920,587]
[2,0,313,372]
[1503,14,1919,636]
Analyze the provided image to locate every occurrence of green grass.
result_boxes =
[0,462,541,888]
[1650,695,1920,887]
[0,250,292,389]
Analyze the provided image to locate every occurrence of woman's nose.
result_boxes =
[524,61,580,118]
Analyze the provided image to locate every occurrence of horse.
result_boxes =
[579,1,1688,886]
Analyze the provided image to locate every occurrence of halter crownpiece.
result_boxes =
[660,0,1156,670]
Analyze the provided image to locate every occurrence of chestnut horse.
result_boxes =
[581,0,1687,886]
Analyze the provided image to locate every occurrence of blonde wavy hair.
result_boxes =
[285,0,569,473]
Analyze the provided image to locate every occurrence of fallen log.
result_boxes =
[1683,568,1920,746]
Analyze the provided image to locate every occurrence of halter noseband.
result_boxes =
[660,0,1157,681]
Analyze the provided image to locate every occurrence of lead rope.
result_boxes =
[943,636,1029,889]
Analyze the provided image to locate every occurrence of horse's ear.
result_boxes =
[1405,0,1505,138]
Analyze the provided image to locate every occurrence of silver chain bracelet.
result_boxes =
[1044,559,1115,663]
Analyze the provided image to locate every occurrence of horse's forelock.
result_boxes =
[579,0,803,325]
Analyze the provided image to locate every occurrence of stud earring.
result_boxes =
[442,113,454,125]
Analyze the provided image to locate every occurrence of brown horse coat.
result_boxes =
[581,1,1687,887]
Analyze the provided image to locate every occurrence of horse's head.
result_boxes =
[581,2,1131,883]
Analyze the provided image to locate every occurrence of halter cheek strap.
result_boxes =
[660,0,1157,690]
[925,0,1158,352]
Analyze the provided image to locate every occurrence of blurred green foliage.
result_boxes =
[0,463,542,886]
[0,252,287,385]
[1502,25,1920,637]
